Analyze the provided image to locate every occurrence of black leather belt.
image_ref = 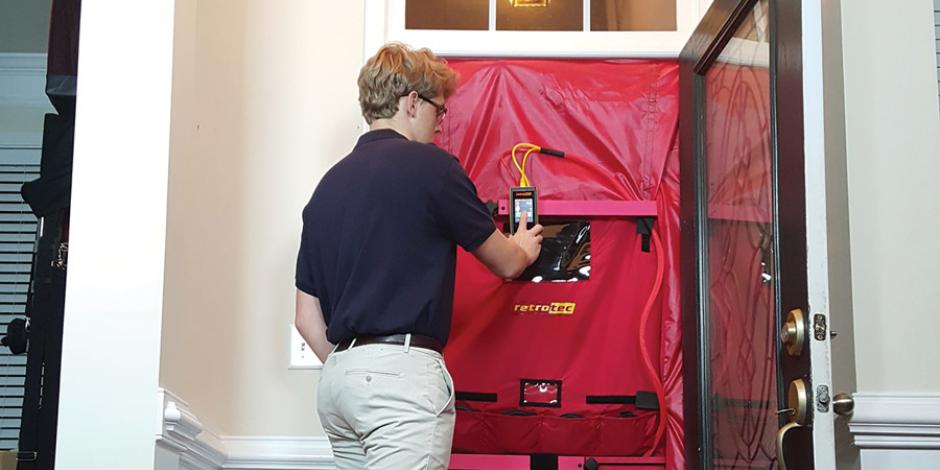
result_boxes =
[336,334,444,354]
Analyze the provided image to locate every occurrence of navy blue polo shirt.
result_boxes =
[295,129,496,346]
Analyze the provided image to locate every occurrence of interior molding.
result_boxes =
[850,392,940,449]
[157,388,227,470]
[157,388,334,470]
[222,436,334,470]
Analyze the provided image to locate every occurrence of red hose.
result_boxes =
[639,230,666,456]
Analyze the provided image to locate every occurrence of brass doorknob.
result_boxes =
[833,393,854,416]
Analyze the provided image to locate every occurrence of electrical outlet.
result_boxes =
[289,323,323,369]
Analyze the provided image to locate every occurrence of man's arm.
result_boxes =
[471,212,543,279]
[295,289,333,363]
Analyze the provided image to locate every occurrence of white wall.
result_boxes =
[159,0,365,437]
[56,0,176,468]
[841,0,940,392]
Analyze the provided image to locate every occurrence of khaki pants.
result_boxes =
[317,339,456,470]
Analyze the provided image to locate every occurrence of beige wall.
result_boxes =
[160,0,365,436]
[841,0,940,392]
[0,0,51,53]
[161,0,243,436]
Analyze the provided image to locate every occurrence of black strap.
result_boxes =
[457,390,659,410]
[636,217,654,252]
[586,391,659,410]
[587,395,637,405]
[456,391,498,402]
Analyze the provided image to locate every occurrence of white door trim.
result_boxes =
[801,0,838,466]
[850,393,940,449]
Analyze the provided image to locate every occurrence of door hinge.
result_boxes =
[813,314,827,341]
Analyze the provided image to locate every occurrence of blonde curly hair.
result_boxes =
[358,43,458,124]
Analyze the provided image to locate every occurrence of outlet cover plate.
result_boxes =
[289,323,323,369]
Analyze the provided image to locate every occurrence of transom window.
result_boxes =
[367,0,711,58]
[404,0,677,32]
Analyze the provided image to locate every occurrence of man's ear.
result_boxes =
[402,92,418,118]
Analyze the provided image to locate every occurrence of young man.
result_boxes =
[294,43,543,470]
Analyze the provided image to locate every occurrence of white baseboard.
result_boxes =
[223,436,334,470]
[157,389,334,470]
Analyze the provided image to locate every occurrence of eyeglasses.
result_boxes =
[417,94,448,119]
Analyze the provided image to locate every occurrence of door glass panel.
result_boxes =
[496,0,584,31]
[702,1,775,468]
[589,0,677,31]
[406,0,490,30]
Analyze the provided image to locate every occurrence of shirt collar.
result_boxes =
[355,128,408,148]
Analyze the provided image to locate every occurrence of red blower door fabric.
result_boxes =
[437,59,683,467]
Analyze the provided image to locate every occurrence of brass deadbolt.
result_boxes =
[781,309,806,357]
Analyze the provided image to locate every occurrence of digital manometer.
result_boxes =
[509,186,538,232]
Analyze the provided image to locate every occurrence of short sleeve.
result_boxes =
[431,159,496,251]
[294,209,319,296]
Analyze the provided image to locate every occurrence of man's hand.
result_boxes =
[471,212,544,279]
[510,212,543,265]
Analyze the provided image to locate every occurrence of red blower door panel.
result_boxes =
[438,59,683,466]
